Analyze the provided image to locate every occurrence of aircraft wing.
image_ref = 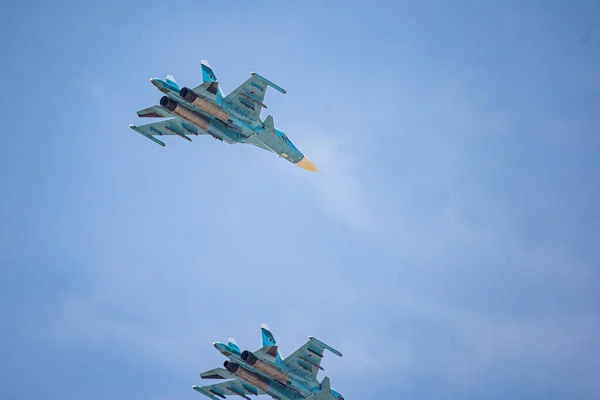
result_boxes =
[224,73,286,122]
[193,379,265,400]
[282,337,343,381]
[129,117,205,146]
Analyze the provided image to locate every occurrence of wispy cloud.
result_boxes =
[323,288,599,392]
[300,132,380,234]
[54,294,198,374]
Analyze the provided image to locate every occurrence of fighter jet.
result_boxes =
[129,61,318,172]
[193,324,344,400]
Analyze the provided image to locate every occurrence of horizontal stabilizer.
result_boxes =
[136,105,171,118]
[200,367,234,380]
[320,376,331,391]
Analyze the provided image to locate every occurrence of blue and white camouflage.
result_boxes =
[194,324,344,400]
[129,60,318,172]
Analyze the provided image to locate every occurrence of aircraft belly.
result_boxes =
[208,119,241,144]
[265,383,303,400]
[310,391,337,400]
[133,65,318,171]
[245,136,304,163]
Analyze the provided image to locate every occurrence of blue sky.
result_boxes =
[1,1,599,399]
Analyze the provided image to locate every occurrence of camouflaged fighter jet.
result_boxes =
[129,61,318,172]
[193,324,344,400]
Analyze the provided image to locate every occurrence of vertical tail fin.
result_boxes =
[166,74,179,91]
[261,323,282,362]
[228,338,241,354]
[201,60,224,98]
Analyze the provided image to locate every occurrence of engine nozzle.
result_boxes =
[159,95,177,112]
[241,350,258,365]
[177,87,230,121]
[240,350,289,384]
[223,361,239,374]
[179,87,197,103]
[158,96,210,130]
[223,361,270,391]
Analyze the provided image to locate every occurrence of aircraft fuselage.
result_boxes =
[212,342,341,400]
[151,77,291,150]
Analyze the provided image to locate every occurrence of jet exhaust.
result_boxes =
[223,361,270,392]
[179,87,230,122]
[159,96,210,130]
[241,351,289,384]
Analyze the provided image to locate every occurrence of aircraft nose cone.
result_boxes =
[296,156,318,172]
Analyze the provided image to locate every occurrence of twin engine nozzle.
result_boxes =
[223,361,270,391]
[159,95,177,112]
[177,87,230,121]
[240,350,289,384]
[240,350,259,365]
[223,360,240,374]
[158,84,229,133]
[159,96,210,130]
[179,87,198,104]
